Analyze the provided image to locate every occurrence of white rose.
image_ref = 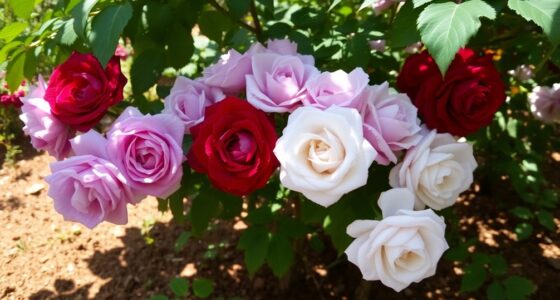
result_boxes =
[389,130,477,210]
[273,106,377,207]
[345,188,449,292]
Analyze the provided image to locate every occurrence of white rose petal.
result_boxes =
[274,106,377,207]
[345,188,449,292]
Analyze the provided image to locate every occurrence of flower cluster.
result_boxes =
[19,39,485,291]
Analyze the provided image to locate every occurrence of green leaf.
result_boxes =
[55,19,78,46]
[359,0,376,11]
[514,222,533,241]
[508,0,560,44]
[238,226,270,275]
[444,243,470,261]
[418,0,496,74]
[6,51,26,92]
[509,206,534,220]
[8,0,37,19]
[329,0,343,11]
[192,278,214,298]
[190,188,221,235]
[23,49,38,79]
[461,262,487,292]
[389,1,421,48]
[487,281,506,300]
[149,295,169,300]
[489,255,508,276]
[198,10,233,43]
[157,198,168,212]
[174,231,192,252]
[169,277,189,297]
[267,234,294,277]
[537,210,556,231]
[169,193,186,224]
[89,2,133,67]
[165,23,194,69]
[227,0,251,19]
[0,22,28,42]
[130,48,165,95]
[503,276,535,300]
[72,0,99,39]
[0,41,23,64]
[413,0,433,7]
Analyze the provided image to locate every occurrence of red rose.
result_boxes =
[397,48,506,136]
[45,52,127,131]
[187,97,279,196]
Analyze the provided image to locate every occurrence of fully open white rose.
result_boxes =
[389,130,477,210]
[273,106,376,207]
[345,188,449,292]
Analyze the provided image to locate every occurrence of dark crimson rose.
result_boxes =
[187,97,278,196]
[45,52,127,131]
[397,48,506,136]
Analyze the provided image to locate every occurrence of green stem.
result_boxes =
[208,0,259,35]
[249,0,264,42]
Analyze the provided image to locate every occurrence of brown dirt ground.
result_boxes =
[1,147,560,300]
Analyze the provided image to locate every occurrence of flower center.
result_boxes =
[306,128,345,174]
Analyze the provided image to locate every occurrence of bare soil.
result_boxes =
[1,149,559,300]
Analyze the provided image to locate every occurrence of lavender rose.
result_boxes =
[45,131,134,228]
[303,68,369,111]
[246,52,319,113]
[362,83,422,165]
[107,107,184,199]
[529,83,560,123]
[19,76,74,160]
[163,76,225,133]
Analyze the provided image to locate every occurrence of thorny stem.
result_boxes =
[249,0,264,42]
[208,0,259,35]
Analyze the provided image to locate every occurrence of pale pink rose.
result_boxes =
[368,39,386,52]
[303,68,369,111]
[19,76,74,160]
[107,107,184,199]
[201,43,266,94]
[508,65,534,82]
[266,39,315,65]
[246,53,319,113]
[163,76,225,133]
[45,130,135,229]
[404,42,423,54]
[371,0,405,15]
[362,83,422,165]
[529,83,560,123]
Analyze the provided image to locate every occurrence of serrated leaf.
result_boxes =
[537,210,556,231]
[192,278,214,298]
[130,48,165,94]
[418,0,496,74]
[413,0,433,7]
[169,277,189,297]
[0,41,23,65]
[6,51,26,92]
[0,22,28,42]
[461,262,487,292]
[389,1,421,48]
[503,276,535,300]
[487,282,506,300]
[72,0,99,39]
[508,0,560,44]
[8,0,37,19]
[238,226,270,275]
[267,234,294,277]
[165,23,194,69]
[89,2,133,67]
[55,19,78,46]
[198,11,233,44]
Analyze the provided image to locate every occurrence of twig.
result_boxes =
[249,0,264,42]
[208,0,258,35]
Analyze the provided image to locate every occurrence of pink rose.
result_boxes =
[529,84,560,123]
[107,107,184,199]
[368,39,386,52]
[19,77,74,160]
[362,83,422,165]
[163,76,225,133]
[266,39,315,65]
[303,68,369,111]
[246,53,319,113]
[45,131,134,228]
[201,43,265,94]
